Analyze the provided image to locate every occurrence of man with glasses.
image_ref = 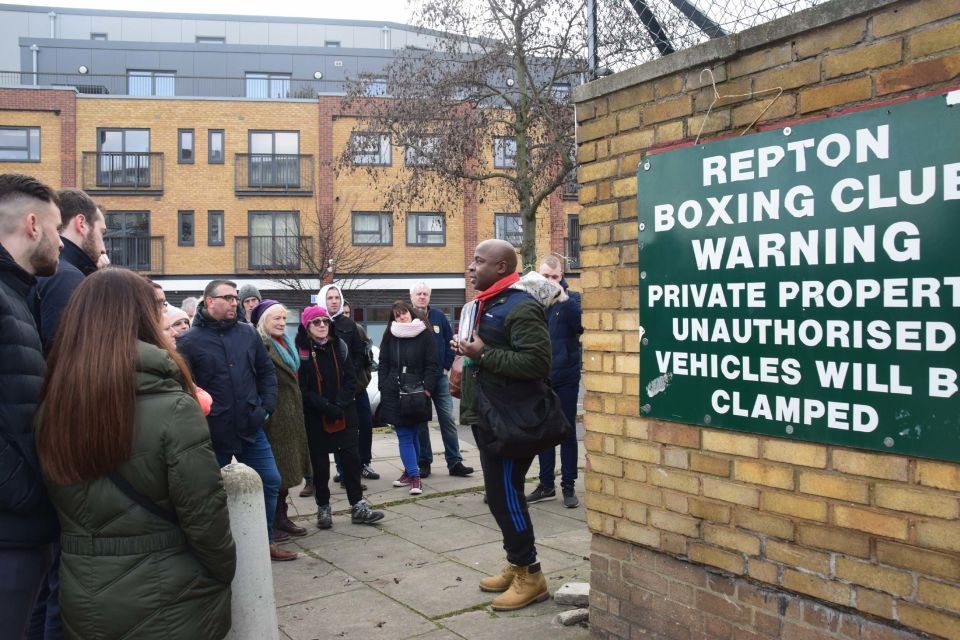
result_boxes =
[178,280,294,561]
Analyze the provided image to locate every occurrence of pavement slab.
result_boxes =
[440,609,591,640]
[309,531,441,580]
[386,513,503,553]
[368,558,490,618]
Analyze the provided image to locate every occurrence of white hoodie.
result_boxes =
[316,284,345,318]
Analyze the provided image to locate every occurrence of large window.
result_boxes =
[245,73,291,99]
[566,214,580,269]
[350,133,391,166]
[208,210,224,246]
[366,77,389,97]
[406,213,445,246]
[493,136,517,169]
[404,135,439,167]
[208,129,224,164]
[178,129,194,164]
[0,127,40,162]
[495,213,522,247]
[128,70,175,97]
[178,210,194,246]
[248,131,300,188]
[248,211,300,269]
[96,128,150,187]
[105,211,151,269]
[352,212,392,245]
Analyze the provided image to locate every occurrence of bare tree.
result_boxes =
[338,0,659,268]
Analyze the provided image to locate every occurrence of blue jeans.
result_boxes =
[538,382,579,490]
[395,424,422,477]
[0,545,53,640]
[216,428,280,542]
[417,373,463,469]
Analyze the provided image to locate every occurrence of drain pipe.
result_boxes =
[31,44,39,85]
[48,11,56,38]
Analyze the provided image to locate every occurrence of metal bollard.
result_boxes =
[221,463,279,640]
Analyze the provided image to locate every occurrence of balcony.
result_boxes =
[105,236,164,273]
[234,236,315,273]
[234,154,314,196]
[81,152,164,195]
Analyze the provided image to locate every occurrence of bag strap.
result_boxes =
[108,472,179,525]
[311,345,341,395]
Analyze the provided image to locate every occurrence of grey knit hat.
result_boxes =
[238,283,262,304]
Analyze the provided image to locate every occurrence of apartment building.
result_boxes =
[0,4,581,342]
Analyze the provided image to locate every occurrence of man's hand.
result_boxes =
[458,331,485,360]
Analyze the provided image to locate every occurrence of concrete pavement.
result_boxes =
[273,424,591,640]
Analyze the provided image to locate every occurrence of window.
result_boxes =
[0,127,40,162]
[404,135,439,167]
[178,210,194,246]
[352,212,391,245]
[208,210,224,246]
[90,32,107,40]
[245,73,291,99]
[325,41,341,47]
[208,129,224,164]
[248,131,300,187]
[551,83,571,101]
[178,129,194,164]
[127,70,175,97]
[495,213,522,246]
[366,77,388,97]
[406,213,445,246]
[105,211,151,269]
[248,211,300,269]
[350,133,391,165]
[196,36,225,44]
[96,128,150,187]
[566,214,580,269]
[493,137,517,168]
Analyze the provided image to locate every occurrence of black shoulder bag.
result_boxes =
[108,472,179,525]
[396,338,433,424]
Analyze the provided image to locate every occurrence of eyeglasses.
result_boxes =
[211,294,239,303]
[308,318,331,327]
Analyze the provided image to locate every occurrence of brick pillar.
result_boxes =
[548,189,565,256]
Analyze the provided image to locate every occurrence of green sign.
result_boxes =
[638,91,960,462]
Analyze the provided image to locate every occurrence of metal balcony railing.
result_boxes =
[234,154,314,195]
[234,236,314,273]
[81,152,163,194]
[105,236,164,273]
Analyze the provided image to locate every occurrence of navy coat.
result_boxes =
[178,304,278,455]
[425,306,455,372]
[32,236,97,354]
[547,282,583,389]
[0,243,58,547]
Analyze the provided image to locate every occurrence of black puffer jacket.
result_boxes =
[0,243,58,548]
[378,327,439,427]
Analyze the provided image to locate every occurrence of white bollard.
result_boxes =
[221,463,279,640]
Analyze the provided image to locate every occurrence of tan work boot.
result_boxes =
[479,564,519,593]
[490,563,549,611]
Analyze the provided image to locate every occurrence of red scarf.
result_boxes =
[475,272,520,315]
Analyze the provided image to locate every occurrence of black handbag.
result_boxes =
[396,340,432,423]
[474,373,573,459]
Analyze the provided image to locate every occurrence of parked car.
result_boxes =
[367,345,382,426]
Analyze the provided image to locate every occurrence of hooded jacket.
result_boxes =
[545,279,582,388]
[378,324,439,426]
[0,242,58,548]
[32,235,98,353]
[47,341,235,640]
[178,302,278,455]
[317,284,370,393]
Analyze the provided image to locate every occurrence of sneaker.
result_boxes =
[333,473,341,483]
[409,476,423,495]
[419,464,432,479]
[562,487,580,509]
[317,504,332,529]
[525,485,556,503]
[449,462,474,477]
[393,472,411,487]
[351,499,385,525]
[361,464,381,480]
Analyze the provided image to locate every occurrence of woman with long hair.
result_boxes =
[252,300,310,541]
[296,305,384,529]
[36,268,236,640]
[378,300,439,495]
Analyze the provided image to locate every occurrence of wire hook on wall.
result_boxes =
[694,67,784,144]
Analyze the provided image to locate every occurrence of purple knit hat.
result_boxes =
[300,305,330,328]
[250,299,281,327]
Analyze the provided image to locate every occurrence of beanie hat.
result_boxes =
[300,305,330,328]
[251,299,281,327]
[238,283,261,304]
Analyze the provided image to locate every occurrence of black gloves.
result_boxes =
[325,404,344,420]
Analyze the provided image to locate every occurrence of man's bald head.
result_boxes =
[470,238,519,291]
[478,239,518,272]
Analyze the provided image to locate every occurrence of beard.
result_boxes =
[80,231,102,265]
[30,235,60,277]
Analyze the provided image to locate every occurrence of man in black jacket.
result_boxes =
[0,174,63,638]
[178,279,293,561]
[33,188,105,353]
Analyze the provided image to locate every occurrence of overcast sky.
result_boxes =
[9,0,416,23]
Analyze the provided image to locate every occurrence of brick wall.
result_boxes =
[0,87,76,187]
[571,0,960,638]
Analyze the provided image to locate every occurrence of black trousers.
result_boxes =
[306,408,364,507]
[474,426,538,566]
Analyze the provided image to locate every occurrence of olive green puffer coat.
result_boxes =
[45,341,236,640]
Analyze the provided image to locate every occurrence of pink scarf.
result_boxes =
[390,319,426,338]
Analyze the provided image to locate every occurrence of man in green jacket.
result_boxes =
[453,239,552,611]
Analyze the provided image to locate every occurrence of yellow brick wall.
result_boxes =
[0,110,61,188]
[575,0,960,637]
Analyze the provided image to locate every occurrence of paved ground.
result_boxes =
[273,423,591,640]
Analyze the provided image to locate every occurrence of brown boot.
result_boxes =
[276,489,307,537]
[299,482,315,498]
[490,563,548,611]
[479,564,518,593]
[270,544,298,561]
